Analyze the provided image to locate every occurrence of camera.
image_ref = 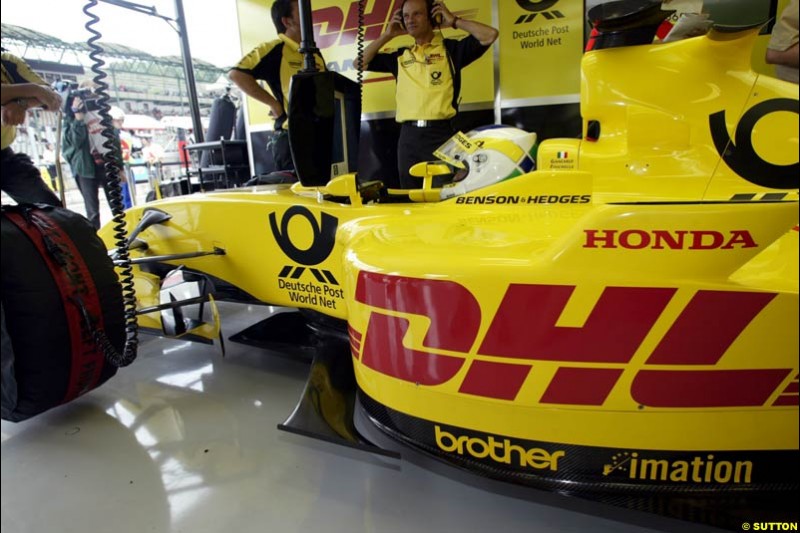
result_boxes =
[52,80,102,115]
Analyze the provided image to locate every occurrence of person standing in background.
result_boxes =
[62,81,121,229]
[41,141,58,190]
[111,106,133,208]
[228,0,326,172]
[766,0,799,84]
[361,0,498,189]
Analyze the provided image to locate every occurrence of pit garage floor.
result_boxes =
[2,302,718,533]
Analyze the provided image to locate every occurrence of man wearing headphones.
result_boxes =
[229,0,326,172]
[362,0,497,188]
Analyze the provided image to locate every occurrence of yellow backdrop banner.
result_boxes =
[498,0,584,102]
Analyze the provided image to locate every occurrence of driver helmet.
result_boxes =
[435,125,537,200]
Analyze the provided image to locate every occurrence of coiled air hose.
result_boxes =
[81,0,138,367]
[356,1,365,103]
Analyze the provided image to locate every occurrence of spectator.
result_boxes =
[62,81,123,229]
[111,106,133,208]
[142,137,165,165]
[41,141,58,190]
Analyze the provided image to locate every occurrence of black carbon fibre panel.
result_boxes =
[356,390,799,530]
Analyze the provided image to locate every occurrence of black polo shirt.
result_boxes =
[231,34,325,129]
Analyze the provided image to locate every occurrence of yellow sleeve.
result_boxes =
[1,52,46,85]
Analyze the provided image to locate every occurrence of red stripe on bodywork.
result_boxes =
[773,395,799,406]
[458,360,531,400]
[647,291,776,365]
[479,285,675,362]
[348,324,362,341]
[540,367,623,405]
[361,313,464,385]
[356,271,481,353]
[783,381,799,394]
[631,369,791,407]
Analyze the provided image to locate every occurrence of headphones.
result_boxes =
[400,0,442,29]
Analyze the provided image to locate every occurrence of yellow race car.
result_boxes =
[100,17,798,530]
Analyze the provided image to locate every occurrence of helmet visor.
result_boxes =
[433,131,479,169]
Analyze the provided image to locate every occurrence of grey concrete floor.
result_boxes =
[0,302,706,533]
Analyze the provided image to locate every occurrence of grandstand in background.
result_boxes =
[2,22,234,181]
[1,22,228,119]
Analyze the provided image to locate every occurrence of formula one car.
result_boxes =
[99,7,799,530]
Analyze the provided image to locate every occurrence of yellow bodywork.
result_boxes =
[101,27,798,484]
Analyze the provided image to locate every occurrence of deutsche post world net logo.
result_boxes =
[515,0,565,24]
[269,206,344,309]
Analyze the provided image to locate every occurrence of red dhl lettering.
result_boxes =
[312,1,478,50]
[583,229,758,250]
[313,0,402,50]
[353,272,795,408]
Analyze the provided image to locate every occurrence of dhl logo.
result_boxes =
[310,1,479,74]
[311,0,402,50]
[352,272,798,408]
[311,0,478,49]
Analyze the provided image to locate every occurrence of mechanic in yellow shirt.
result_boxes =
[362,0,497,188]
[229,0,325,171]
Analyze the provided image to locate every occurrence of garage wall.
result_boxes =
[232,0,780,184]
